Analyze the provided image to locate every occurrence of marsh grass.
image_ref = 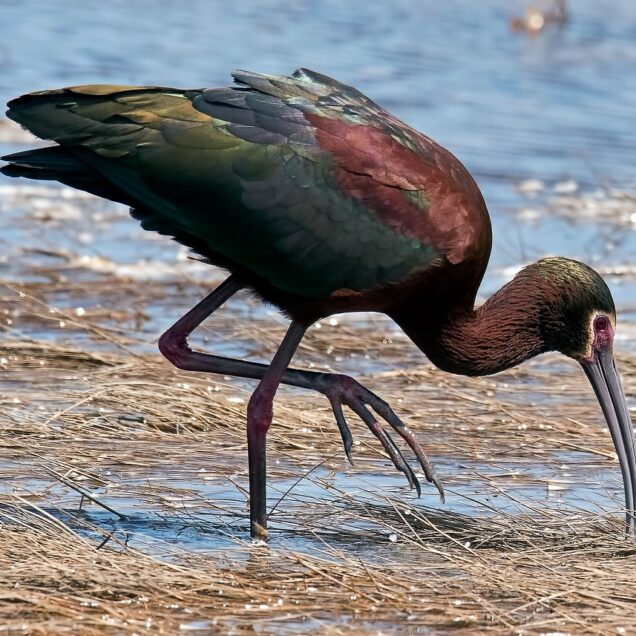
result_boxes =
[1,275,636,634]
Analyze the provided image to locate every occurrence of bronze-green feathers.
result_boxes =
[2,69,490,299]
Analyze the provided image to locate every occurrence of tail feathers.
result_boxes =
[1,146,131,205]
[2,146,84,177]
[2,146,216,260]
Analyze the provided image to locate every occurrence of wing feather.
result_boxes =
[2,71,464,297]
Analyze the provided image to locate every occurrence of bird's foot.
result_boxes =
[314,374,444,502]
[250,521,269,541]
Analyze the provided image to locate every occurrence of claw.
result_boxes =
[430,472,445,504]
[365,392,445,502]
[347,400,422,496]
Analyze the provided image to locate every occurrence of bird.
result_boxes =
[510,0,567,34]
[2,68,634,540]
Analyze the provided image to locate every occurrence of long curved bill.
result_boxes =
[581,348,636,537]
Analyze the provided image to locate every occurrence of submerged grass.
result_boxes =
[1,275,636,634]
[1,500,635,636]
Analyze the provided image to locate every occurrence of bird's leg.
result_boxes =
[159,280,442,503]
[246,321,307,539]
[158,275,244,364]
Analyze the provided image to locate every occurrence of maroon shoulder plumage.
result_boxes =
[196,68,492,269]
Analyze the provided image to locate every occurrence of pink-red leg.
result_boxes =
[158,275,244,368]
[246,321,306,538]
[159,276,444,535]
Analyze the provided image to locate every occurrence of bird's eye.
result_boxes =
[594,315,610,332]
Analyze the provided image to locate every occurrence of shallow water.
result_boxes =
[1,0,636,559]
[6,449,626,560]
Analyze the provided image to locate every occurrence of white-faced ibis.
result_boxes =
[2,69,634,540]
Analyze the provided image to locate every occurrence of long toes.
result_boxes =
[330,399,355,465]
[378,430,421,495]
[364,393,445,501]
[347,400,422,496]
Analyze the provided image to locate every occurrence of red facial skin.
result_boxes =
[583,314,615,363]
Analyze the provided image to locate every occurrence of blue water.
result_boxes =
[1,0,636,289]
[6,451,625,558]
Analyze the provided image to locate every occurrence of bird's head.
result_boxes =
[529,256,616,361]
[525,257,635,536]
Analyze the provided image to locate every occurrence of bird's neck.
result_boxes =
[393,273,548,377]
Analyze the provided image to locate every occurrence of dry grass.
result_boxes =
[1,277,636,635]
[1,501,635,636]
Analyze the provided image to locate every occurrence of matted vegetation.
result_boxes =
[1,274,636,635]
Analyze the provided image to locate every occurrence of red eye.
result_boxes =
[594,315,610,332]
